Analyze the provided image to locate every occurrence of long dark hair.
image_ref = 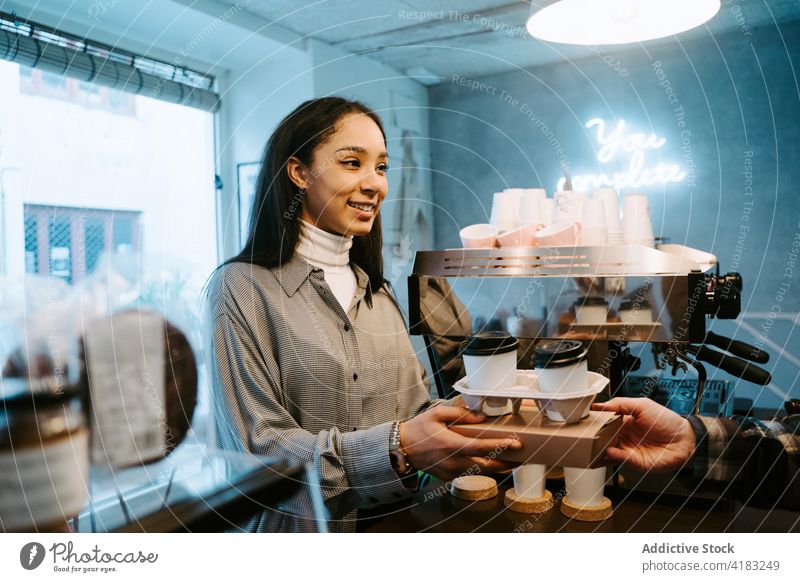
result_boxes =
[223,97,388,306]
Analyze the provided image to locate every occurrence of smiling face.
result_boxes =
[289,113,389,237]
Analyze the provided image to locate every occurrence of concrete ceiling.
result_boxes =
[0,0,303,74]
[6,0,800,82]
[216,0,800,81]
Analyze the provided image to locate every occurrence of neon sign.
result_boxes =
[556,118,686,191]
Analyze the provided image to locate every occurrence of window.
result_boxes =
[0,58,217,425]
[23,204,142,283]
[19,67,137,115]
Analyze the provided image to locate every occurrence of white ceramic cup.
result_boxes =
[513,463,547,499]
[460,223,498,248]
[534,222,582,246]
[490,191,519,233]
[564,466,607,508]
[622,193,655,245]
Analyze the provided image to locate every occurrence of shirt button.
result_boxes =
[343,323,350,331]
[353,373,358,381]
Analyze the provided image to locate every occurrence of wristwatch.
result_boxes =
[389,421,414,476]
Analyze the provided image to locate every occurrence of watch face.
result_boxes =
[390,450,411,474]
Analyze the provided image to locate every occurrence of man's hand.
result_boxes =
[400,405,521,480]
[592,397,696,473]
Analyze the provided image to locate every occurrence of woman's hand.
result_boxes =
[592,397,697,473]
[400,405,522,480]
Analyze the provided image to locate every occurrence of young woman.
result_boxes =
[206,97,520,532]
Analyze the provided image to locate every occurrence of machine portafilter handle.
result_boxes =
[687,345,772,386]
[704,331,769,364]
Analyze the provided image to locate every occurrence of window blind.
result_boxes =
[0,13,220,112]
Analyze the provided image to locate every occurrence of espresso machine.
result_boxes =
[406,241,781,510]
[407,243,771,415]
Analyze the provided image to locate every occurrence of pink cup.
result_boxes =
[534,222,582,246]
[460,224,498,248]
[496,223,541,247]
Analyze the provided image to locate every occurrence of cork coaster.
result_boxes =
[546,467,564,481]
[560,496,613,522]
[449,475,499,501]
[504,488,554,514]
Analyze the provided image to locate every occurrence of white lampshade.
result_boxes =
[527,0,721,45]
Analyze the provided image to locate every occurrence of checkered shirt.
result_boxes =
[206,257,438,532]
[688,414,800,510]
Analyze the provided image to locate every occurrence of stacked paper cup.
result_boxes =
[540,198,555,227]
[622,193,655,247]
[490,190,520,233]
[554,190,584,223]
[581,198,607,246]
[519,188,547,226]
[504,187,526,209]
[593,188,623,244]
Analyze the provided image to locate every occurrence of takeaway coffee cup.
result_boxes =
[564,466,607,508]
[574,296,609,325]
[620,298,653,324]
[533,340,588,394]
[460,332,519,392]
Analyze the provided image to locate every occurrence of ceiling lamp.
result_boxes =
[526,0,721,45]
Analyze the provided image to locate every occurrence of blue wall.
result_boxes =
[428,21,800,408]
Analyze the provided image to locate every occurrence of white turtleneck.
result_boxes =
[296,220,357,313]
